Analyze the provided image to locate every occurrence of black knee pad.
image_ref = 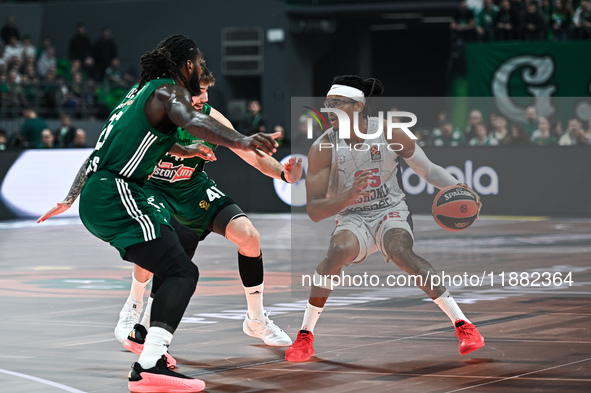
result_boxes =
[160,251,200,289]
[124,224,198,286]
[170,217,199,259]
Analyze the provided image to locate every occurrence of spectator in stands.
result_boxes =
[68,23,95,80]
[21,34,36,62]
[414,128,430,147]
[6,54,22,78]
[492,114,512,144]
[1,16,20,46]
[93,27,118,82]
[507,122,530,145]
[573,0,591,39]
[0,129,7,151]
[551,118,563,139]
[550,0,573,41]
[37,46,57,79]
[476,0,498,42]
[271,124,286,147]
[40,128,55,149]
[22,59,38,81]
[451,0,476,43]
[3,35,23,63]
[6,69,27,109]
[522,1,547,40]
[530,116,552,140]
[238,99,267,136]
[469,123,499,146]
[38,67,61,117]
[496,0,519,40]
[437,110,450,125]
[531,116,558,145]
[65,59,86,81]
[69,128,88,148]
[429,119,468,146]
[486,112,498,135]
[559,118,590,145]
[465,109,483,140]
[523,105,539,136]
[293,113,322,148]
[20,108,48,148]
[63,71,93,118]
[54,114,76,148]
[36,36,52,59]
[104,57,135,87]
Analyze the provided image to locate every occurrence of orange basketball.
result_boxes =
[432,185,479,232]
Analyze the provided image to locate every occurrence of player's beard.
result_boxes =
[187,69,201,96]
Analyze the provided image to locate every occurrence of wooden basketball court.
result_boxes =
[1,213,589,392]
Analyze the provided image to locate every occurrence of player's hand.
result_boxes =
[347,169,372,201]
[458,183,482,218]
[169,142,216,161]
[37,202,71,223]
[283,157,303,183]
[241,132,279,156]
[183,142,216,161]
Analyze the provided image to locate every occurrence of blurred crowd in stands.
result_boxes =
[452,0,591,42]
[0,17,136,121]
[0,108,88,151]
[449,0,591,76]
[292,104,591,149]
[417,106,591,146]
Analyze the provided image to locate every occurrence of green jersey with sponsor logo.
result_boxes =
[85,79,178,186]
[149,103,217,186]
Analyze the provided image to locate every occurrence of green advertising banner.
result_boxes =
[465,42,591,128]
[466,42,591,97]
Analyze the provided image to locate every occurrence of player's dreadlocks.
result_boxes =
[138,35,200,90]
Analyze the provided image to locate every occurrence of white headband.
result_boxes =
[326,84,366,103]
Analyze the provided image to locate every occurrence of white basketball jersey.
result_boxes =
[326,116,408,215]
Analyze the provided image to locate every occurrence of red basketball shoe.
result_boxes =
[285,330,315,362]
[455,319,485,355]
[128,355,205,393]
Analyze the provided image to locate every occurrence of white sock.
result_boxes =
[140,296,153,328]
[138,327,172,369]
[244,283,264,319]
[301,301,323,333]
[433,290,470,325]
[129,271,150,304]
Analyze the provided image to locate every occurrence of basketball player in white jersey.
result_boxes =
[285,75,485,362]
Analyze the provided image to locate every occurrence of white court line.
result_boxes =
[443,357,591,392]
[0,368,88,393]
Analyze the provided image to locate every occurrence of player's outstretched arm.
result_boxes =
[306,135,371,222]
[154,85,278,156]
[209,107,301,182]
[399,136,482,214]
[37,156,90,223]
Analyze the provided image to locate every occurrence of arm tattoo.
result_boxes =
[63,157,90,205]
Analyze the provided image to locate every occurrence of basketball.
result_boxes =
[432,185,479,232]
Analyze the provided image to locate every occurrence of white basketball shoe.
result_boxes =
[243,311,292,346]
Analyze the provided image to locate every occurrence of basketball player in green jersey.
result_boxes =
[116,64,302,361]
[38,35,279,393]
